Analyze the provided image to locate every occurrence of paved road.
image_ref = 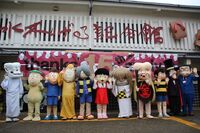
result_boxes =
[0,110,200,133]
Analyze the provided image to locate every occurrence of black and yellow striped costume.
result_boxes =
[77,79,92,95]
[154,79,167,95]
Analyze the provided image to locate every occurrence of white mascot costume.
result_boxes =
[1,62,24,122]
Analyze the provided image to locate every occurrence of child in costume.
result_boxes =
[58,64,76,120]
[23,70,44,121]
[44,67,61,120]
[154,68,170,117]
[164,59,182,116]
[76,61,94,120]
[93,68,112,119]
[111,66,133,118]
[1,62,24,122]
[178,65,199,116]
[132,62,155,119]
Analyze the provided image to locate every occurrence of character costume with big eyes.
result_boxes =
[1,62,24,122]
[132,62,155,119]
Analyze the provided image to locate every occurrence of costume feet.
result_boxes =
[12,118,19,122]
[78,115,84,120]
[32,116,41,121]
[23,116,33,121]
[5,117,12,122]
[158,113,163,118]
[44,115,51,120]
[97,113,102,119]
[163,113,170,118]
[138,116,144,119]
[53,115,58,120]
[102,113,108,119]
[146,115,154,119]
[86,115,94,120]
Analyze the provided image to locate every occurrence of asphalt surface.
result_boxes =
[0,110,200,133]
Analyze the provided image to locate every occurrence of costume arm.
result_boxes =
[39,82,44,91]
[93,79,97,89]
[57,72,63,86]
[76,81,79,95]
[111,85,118,97]
[19,79,24,98]
[24,83,30,91]
[1,78,9,91]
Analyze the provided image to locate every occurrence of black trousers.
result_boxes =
[168,96,181,115]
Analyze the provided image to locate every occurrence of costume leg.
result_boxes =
[86,103,94,119]
[102,104,108,118]
[32,102,41,121]
[182,93,187,115]
[23,102,34,121]
[53,106,58,120]
[44,106,52,120]
[138,100,144,118]
[157,102,163,117]
[78,103,85,120]
[97,104,102,119]
[146,102,153,118]
[188,94,194,115]
[163,101,170,117]
[47,106,51,116]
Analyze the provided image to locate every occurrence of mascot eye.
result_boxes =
[11,71,13,73]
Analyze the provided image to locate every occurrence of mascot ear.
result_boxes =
[143,62,152,70]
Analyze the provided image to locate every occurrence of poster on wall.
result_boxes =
[18,50,178,77]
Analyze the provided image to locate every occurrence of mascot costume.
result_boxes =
[154,68,169,117]
[164,59,182,116]
[93,68,112,119]
[1,62,24,122]
[133,62,155,119]
[58,64,76,120]
[23,70,44,121]
[111,66,133,118]
[44,67,61,120]
[76,61,94,120]
[178,65,199,116]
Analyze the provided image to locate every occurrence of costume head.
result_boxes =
[132,62,152,81]
[4,62,23,78]
[155,68,166,80]
[112,66,132,85]
[179,65,192,77]
[63,64,75,82]
[46,67,59,84]
[95,68,109,83]
[28,70,43,86]
[164,59,177,79]
[76,61,90,79]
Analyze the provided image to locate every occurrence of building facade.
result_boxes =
[0,0,200,111]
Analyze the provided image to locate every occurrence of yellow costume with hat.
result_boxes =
[58,64,76,119]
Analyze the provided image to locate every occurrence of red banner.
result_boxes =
[18,51,178,77]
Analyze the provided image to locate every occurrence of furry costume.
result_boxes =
[164,59,182,116]
[178,65,199,116]
[133,62,155,119]
[23,70,44,121]
[58,64,76,120]
[93,68,112,119]
[154,68,169,117]
[44,68,61,120]
[76,61,94,120]
[1,62,24,122]
[111,67,133,118]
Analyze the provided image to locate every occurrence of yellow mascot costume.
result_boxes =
[58,64,76,120]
